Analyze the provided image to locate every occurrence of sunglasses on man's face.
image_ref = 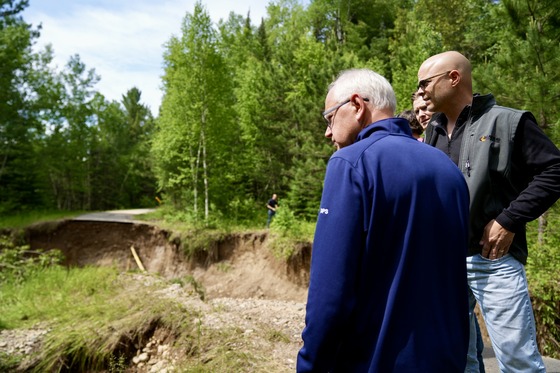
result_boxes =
[417,71,451,90]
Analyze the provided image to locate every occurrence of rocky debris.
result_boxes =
[131,336,176,373]
[0,289,307,372]
[200,297,306,371]
[0,325,49,356]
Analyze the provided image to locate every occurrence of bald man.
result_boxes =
[418,51,560,372]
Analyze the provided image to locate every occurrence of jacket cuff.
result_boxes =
[495,210,523,233]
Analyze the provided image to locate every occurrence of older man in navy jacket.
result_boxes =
[297,69,470,372]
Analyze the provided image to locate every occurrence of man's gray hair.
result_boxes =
[328,69,396,114]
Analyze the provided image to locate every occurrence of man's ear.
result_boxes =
[450,70,461,87]
[351,94,367,123]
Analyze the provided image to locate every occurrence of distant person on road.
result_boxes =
[418,50,560,372]
[266,194,278,228]
[297,68,470,372]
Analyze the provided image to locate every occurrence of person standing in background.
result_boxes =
[266,194,278,228]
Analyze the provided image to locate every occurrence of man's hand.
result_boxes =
[480,219,515,259]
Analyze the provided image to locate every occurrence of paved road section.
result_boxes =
[73,208,155,223]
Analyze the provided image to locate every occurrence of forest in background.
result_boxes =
[1,0,559,223]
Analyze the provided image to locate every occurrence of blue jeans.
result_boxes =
[465,254,545,373]
[266,210,275,228]
[466,297,486,373]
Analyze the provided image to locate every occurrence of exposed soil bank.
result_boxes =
[25,220,312,302]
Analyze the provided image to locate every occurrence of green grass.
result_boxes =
[1,266,119,329]
[0,262,292,372]
[0,210,86,229]
[0,265,200,371]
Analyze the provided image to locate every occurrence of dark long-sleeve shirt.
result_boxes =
[427,95,560,263]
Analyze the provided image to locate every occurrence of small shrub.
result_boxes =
[527,241,560,359]
[0,352,22,372]
[265,328,290,343]
[0,235,63,285]
[108,353,126,373]
[185,275,206,301]
[268,206,314,260]
[216,262,231,273]
[177,228,226,259]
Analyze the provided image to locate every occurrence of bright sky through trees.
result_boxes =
[23,0,271,115]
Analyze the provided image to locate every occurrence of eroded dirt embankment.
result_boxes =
[24,220,312,302]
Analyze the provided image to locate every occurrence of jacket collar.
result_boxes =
[430,93,496,129]
[356,118,412,142]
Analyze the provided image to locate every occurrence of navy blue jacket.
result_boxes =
[297,118,470,372]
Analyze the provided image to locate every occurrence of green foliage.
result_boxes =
[0,0,43,214]
[108,353,127,373]
[526,204,560,358]
[178,228,228,259]
[474,0,560,132]
[0,2,155,214]
[0,236,63,285]
[527,241,560,358]
[0,351,21,373]
[268,205,315,259]
[155,2,242,224]
[89,90,156,210]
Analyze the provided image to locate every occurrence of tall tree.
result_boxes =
[119,88,156,207]
[475,0,560,244]
[155,2,238,222]
[388,7,442,112]
[0,0,43,213]
[260,0,332,218]
[39,55,99,210]
[476,0,560,129]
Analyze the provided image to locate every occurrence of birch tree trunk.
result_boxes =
[194,135,202,216]
[201,106,209,223]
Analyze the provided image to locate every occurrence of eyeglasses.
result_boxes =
[417,71,451,90]
[322,97,369,129]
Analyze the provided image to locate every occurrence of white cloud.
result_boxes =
[24,0,271,115]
